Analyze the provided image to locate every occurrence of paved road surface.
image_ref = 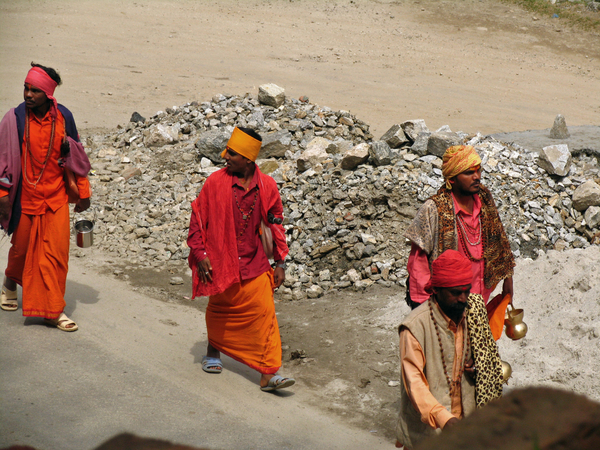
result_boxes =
[0,245,390,450]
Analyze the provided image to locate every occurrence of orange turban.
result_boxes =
[425,249,473,293]
[441,145,482,189]
[220,127,262,162]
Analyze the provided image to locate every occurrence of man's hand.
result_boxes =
[0,196,11,221]
[273,266,285,288]
[502,277,514,303]
[74,197,91,213]
[197,258,213,283]
[444,417,460,429]
[60,138,70,157]
[464,357,476,379]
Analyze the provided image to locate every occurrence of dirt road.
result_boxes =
[1,0,598,139]
[1,0,599,448]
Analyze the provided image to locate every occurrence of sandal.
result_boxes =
[260,375,295,392]
[0,287,18,311]
[44,312,79,332]
[201,356,223,374]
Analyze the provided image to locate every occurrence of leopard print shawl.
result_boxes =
[467,293,503,407]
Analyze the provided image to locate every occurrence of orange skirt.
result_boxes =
[206,270,281,374]
[6,204,70,319]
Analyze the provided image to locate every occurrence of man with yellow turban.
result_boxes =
[187,127,295,392]
[404,145,515,311]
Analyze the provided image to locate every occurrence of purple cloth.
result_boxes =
[0,108,24,233]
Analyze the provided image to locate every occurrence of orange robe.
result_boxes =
[207,270,281,374]
[3,109,90,319]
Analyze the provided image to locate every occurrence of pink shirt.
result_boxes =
[407,193,492,304]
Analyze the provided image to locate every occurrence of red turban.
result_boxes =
[425,249,473,294]
[24,67,59,118]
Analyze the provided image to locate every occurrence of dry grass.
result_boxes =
[502,0,600,31]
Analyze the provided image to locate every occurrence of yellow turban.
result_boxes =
[220,127,262,162]
[442,145,482,189]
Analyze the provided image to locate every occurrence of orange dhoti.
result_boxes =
[6,203,70,319]
[206,270,281,374]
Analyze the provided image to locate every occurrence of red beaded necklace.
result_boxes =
[233,188,259,243]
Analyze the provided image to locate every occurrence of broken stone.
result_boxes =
[549,114,570,139]
[572,180,600,211]
[537,144,572,177]
[258,83,285,108]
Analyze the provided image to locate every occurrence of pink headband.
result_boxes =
[24,67,58,117]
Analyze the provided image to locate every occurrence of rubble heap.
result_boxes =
[81,87,600,300]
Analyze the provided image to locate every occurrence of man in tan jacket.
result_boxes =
[396,250,503,449]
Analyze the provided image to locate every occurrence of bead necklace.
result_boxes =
[23,108,55,189]
[456,214,482,246]
[457,224,484,262]
[233,188,259,242]
[429,299,470,396]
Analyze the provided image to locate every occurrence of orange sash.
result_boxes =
[206,270,281,374]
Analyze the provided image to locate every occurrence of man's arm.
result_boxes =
[407,244,432,304]
[187,202,211,283]
[501,276,514,305]
[400,328,456,429]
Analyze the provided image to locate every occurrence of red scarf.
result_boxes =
[189,167,288,297]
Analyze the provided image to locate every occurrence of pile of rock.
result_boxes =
[82,84,600,300]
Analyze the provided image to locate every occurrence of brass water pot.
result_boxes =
[501,360,512,384]
[504,303,528,340]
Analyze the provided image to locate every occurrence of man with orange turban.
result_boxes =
[0,63,91,331]
[187,126,295,392]
[395,250,503,449]
[404,145,515,313]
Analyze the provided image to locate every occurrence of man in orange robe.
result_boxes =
[187,127,295,392]
[0,63,91,331]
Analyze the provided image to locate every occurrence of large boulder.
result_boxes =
[194,129,230,164]
[572,180,600,211]
[143,123,180,147]
[549,113,570,139]
[410,131,431,156]
[537,144,572,176]
[296,137,331,172]
[340,143,370,170]
[380,124,409,148]
[369,140,392,166]
[260,129,293,158]
[258,83,285,108]
[427,131,462,157]
[401,119,429,142]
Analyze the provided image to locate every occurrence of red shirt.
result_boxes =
[188,170,272,281]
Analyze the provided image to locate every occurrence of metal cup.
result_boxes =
[504,303,528,340]
[74,219,94,248]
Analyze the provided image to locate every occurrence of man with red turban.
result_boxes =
[0,63,91,331]
[395,250,503,449]
[187,126,295,392]
[404,145,515,312]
